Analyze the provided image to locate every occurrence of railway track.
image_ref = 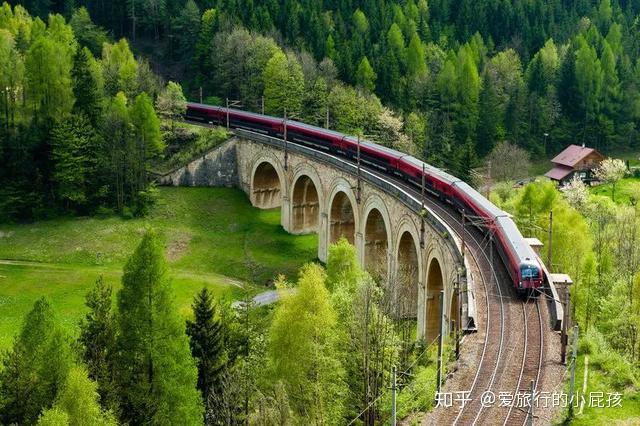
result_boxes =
[359,152,546,425]
[423,198,545,425]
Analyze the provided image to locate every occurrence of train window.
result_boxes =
[520,265,539,278]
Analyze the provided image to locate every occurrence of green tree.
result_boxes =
[78,276,116,409]
[72,46,103,125]
[51,114,100,210]
[263,50,304,116]
[0,29,23,128]
[102,92,130,211]
[186,288,228,417]
[39,365,117,426]
[113,229,203,425]
[0,297,73,425]
[101,39,137,98]
[407,33,427,77]
[36,408,69,426]
[574,39,604,142]
[269,263,346,423]
[195,9,217,75]
[69,7,108,56]
[155,80,186,130]
[25,35,74,121]
[174,0,200,63]
[355,56,376,93]
[130,92,162,193]
[455,45,481,143]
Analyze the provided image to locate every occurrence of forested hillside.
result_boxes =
[4,0,640,220]
[10,0,640,166]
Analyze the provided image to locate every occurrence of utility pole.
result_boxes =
[199,87,203,104]
[487,160,492,199]
[461,209,466,258]
[527,379,535,426]
[225,99,242,130]
[568,325,579,419]
[561,284,570,364]
[547,210,553,271]
[283,108,289,171]
[490,233,494,286]
[391,366,397,426]
[356,134,362,204]
[420,163,426,248]
[261,96,265,115]
[436,290,444,395]
[455,274,461,360]
[325,105,329,129]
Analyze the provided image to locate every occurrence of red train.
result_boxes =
[186,103,544,294]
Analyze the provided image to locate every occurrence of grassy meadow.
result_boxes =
[0,187,318,350]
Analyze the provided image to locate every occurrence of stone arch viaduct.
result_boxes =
[158,129,475,342]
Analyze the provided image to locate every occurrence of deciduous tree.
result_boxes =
[269,263,346,423]
[263,50,304,116]
[113,229,203,425]
[594,158,627,201]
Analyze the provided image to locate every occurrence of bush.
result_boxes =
[121,207,134,220]
[135,185,159,217]
[95,206,115,218]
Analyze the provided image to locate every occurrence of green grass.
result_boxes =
[589,176,640,205]
[0,187,318,350]
[567,353,640,425]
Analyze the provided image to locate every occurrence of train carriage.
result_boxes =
[185,102,545,294]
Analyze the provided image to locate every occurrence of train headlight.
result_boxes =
[518,281,523,288]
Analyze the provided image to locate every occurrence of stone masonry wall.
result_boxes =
[154,138,239,187]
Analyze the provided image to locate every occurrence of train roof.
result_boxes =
[495,216,539,265]
[289,120,346,138]
[356,138,405,158]
[400,155,461,185]
[452,181,506,219]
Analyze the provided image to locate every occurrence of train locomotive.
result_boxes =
[185,102,544,294]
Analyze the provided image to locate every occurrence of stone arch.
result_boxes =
[290,166,323,234]
[327,179,358,247]
[394,219,422,319]
[250,156,285,209]
[362,196,392,280]
[425,256,445,343]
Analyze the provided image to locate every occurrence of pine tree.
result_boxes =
[78,276,116,409]
[355,56,376,93]
[72,46,103,125]
[0,297,73,425]
[186,288,228,409]
[113,229,203,425]
[51,114,100,210]
[407,33,427,77]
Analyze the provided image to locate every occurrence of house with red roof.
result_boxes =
[544,144,604,185]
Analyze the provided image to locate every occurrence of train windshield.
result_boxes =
[520,265,540,279]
